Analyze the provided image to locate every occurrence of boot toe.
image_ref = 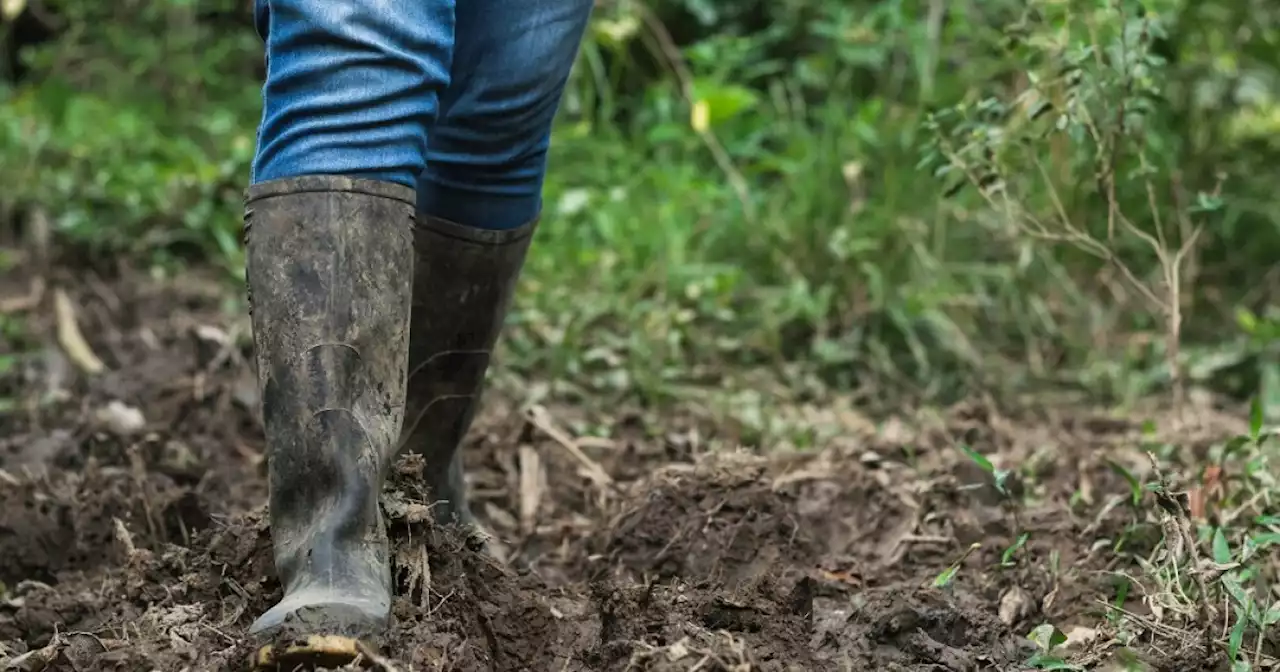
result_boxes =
[249,588,390,638]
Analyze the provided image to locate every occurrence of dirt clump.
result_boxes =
[0,422,1036,671]
[0,453,218,587]
[583,451,824,584]
[815,587,1030,670]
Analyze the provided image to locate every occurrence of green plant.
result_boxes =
[958,443,1032,569]
[922,0,1231,412]
[1106,399,1280,668]
[1,0,1277,415]
[1026,623,1084,670]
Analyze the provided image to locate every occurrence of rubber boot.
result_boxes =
[243,177,414,649]
[399,214,537,529]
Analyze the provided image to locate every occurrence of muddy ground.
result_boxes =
[0,264,1258,671]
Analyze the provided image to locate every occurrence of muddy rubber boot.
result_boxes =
[399,215,536,530]
[242,177,414,662]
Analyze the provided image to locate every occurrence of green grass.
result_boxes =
[952,401,1280,670]
[1,0,1278,440]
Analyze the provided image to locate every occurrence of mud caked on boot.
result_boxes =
[243,177,414,670]
[399,214,536,536]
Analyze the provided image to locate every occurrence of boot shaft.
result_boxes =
[400,215,538,522]
[245,176,415,603]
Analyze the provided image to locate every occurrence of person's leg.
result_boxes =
[400,0,594,529]
[243,0,452,658]
[415,0,593,229]
[251,0,453,186]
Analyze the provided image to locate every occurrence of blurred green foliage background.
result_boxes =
[1,0,1278,439]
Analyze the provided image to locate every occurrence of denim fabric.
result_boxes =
[250,0,594,230]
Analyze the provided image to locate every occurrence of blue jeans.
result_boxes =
[250,0,594,230]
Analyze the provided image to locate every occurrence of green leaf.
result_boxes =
[1213,528,1233,564]
[993,468,1013,496]
[1191,191,1224,213]
[1222,435,1253,460]
[1003,532,1031,566]
[689,80,760,128]
[1262,363,1280,424]
[1106,460,1142,507]
[1222,575,1250,612]
[959,444,995,473]
[933,565,959,588]
[1265,604,1280,626]
[1026,623,1067,653]
[1229,600,1249,659]
[1113,577,1130,608]
[1250,533,1280,548]
[1237,307,1259,335]
[1249,396,1263,440]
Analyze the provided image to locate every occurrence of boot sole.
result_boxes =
[249,634,368,670]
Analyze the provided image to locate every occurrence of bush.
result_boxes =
[2,0,1278,426]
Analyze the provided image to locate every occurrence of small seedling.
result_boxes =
[1106,459,1144,509]
[959,443,1013,496]
[958,443,1032,569]
[932,542,981,588]
[1002,532,1031,568]
[1025,623,1083,670]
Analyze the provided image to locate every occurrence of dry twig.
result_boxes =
[526,405,613,488]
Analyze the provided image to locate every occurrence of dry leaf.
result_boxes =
[0,0,26,23]
[1061,625,1100,649]
[518,445,544,534]
[998,586,1034,626]
[54,289,105,374]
